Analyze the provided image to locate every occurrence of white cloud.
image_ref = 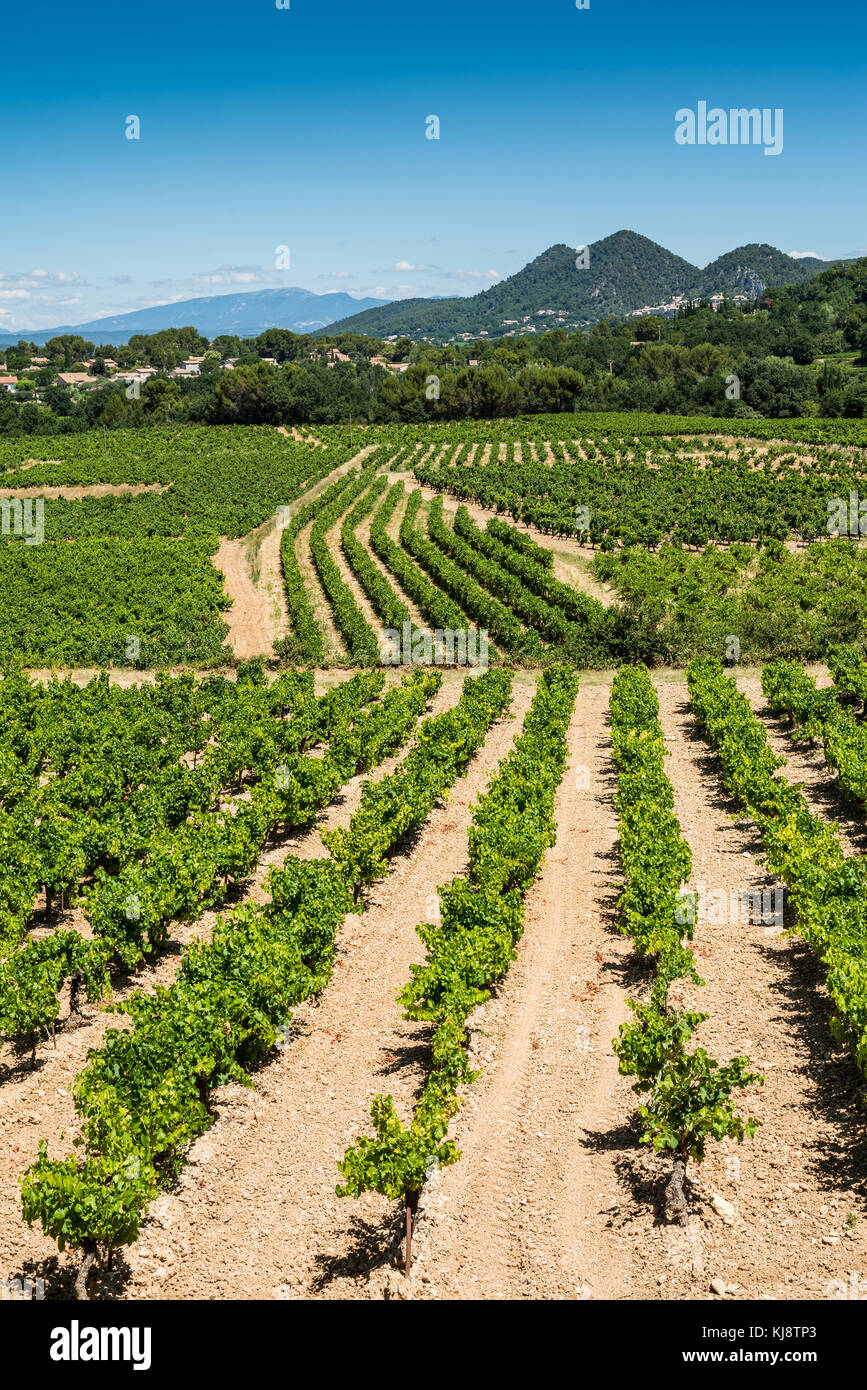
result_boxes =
[787,250,822,260]
[0,269,83,290]
[389,260,425,272]
[153,264,287,291]
[330,270,351,279]
[196,270,260,286]
[0,289,32,300]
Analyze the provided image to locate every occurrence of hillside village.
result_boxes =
[0,339,414,404]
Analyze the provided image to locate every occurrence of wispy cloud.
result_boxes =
[389,260,425,272]
[152,264,291,291]
[0,269,83,289]
[447,267,502,282]
[0,268,89,325]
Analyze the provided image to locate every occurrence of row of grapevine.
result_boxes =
[338,665,579,1271]
[428,497,575,652]
[338,476,424,644]
[399,491,542,660]
[487,514,553,569]
[608,666,760,1218]
[308,462,385,664]
[826,644,867,708]
[0,664,314,956]
[762,657,867,804]
[0,671,429,1057]
[688,657,867,1079]
[368,483,485,645]
[19,667,511,1296]
[278,468,366,663]
[322,668,513,897]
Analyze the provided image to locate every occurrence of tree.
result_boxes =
[253,329,298,363]
[214,364,274,423]
[212,335,241,361]
[142,377,181,420]
[44,336,93,369]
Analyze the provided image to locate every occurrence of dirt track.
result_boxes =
[213,445,378,661]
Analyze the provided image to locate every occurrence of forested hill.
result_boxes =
[321,231,845,342]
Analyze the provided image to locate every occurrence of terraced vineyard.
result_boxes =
[1,414,867,1304]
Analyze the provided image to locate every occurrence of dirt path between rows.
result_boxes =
[651,681,867,1301]
[215,446,377,661]
[406,681,646,1299]
[277,426,327,450]
[214,530,276,661]
[740,676,867,857]
[113,673,535,1300]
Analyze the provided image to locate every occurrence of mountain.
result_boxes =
[318,231,845,342]
[1,234,847,350]
[697,244,832,298]
[0,287,390,347]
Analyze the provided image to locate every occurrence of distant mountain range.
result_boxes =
[0,288,390,347]
[0,232,850,350]
[319,231,847,341]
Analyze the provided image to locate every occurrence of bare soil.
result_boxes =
[3,665,866,1302]
[0,484,167,499]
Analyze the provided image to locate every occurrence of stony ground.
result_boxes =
[2,670,866,1302]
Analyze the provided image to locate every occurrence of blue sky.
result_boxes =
[1,0,864,331]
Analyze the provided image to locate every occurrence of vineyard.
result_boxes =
[1,412,866,1303]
